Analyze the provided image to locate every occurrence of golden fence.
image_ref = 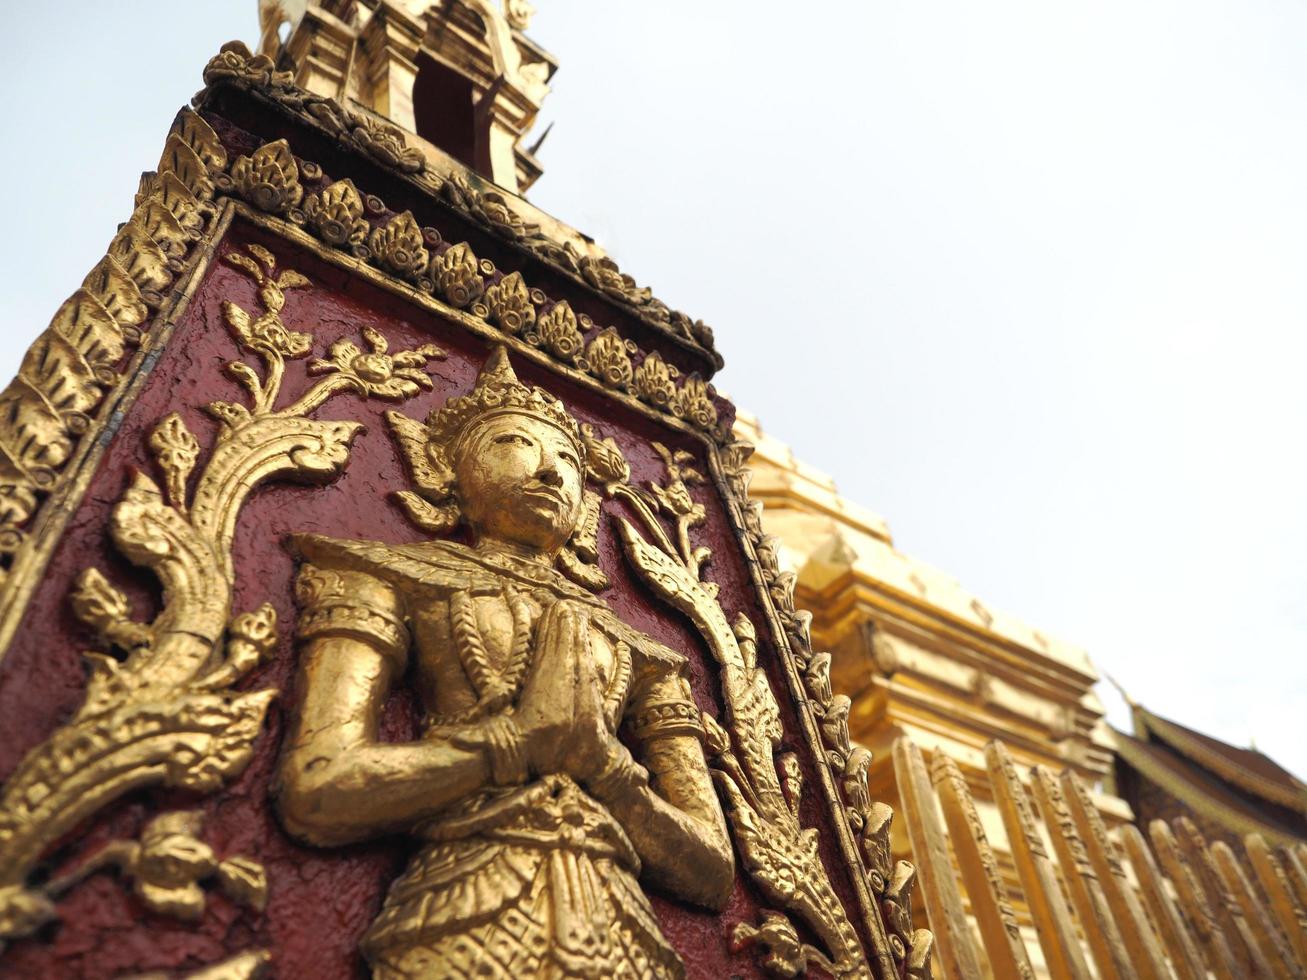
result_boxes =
[892,738,1307,979]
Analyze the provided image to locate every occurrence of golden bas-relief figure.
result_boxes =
[277,347,735,979]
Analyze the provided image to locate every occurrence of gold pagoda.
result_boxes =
[739,411,1307,978]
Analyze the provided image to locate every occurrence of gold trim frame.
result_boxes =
[0,49,933,979]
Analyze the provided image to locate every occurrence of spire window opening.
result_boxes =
[412,52,487,174]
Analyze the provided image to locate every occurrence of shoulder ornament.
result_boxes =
[294,562,408,665]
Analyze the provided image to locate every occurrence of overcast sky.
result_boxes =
[3,2,1304,775]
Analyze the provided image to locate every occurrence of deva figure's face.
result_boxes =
[452,412,584,556]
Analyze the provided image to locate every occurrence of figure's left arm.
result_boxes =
[589,670,735,910]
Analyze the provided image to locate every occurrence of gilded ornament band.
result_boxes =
[197,41,721,371]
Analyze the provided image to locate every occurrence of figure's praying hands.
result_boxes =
[514,600,623,785]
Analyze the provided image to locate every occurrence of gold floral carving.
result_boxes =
[484,270,536,335]
[607,438,876,979]
[0,246,443,947]
[202,42,422,175]
[716,440,929,976]
[583,327,636,390]
[369,211,429,282]
[304,179,369,249]
[675,375,719,431]
[182,121,728,438]
[40,810,265,922]
[0,41,936,974]
[227,140,303,213]
[442,172,533,240]
[633,351,680,411]
[306,101,426,174]
[199,125,727,437]
[530,300,585,363]
[432,241,485,308]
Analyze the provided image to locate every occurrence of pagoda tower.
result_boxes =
[0,3,929,977]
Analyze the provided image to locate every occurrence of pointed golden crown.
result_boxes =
[425,346,583,459]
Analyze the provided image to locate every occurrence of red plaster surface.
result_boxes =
[0,219,857,978]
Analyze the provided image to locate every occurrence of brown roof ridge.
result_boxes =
[1132,705,1307,818]
[1112,730,1305,847]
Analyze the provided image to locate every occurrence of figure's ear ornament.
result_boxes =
[571,489,602,563]
[557,488,609,591]
[557,545,609,591]
[385,409,458,534]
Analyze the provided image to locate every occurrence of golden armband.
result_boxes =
[631,697,705,744]
[294,563,409,666]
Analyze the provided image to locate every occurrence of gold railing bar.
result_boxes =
[892,738,985,980]
[1151,819,1242,979]
[1059,771,1171,980]
[1120,823,1209,980]
[1246,834,1307,967]
[1285,846,1307,916]
[1210,840,1303,979]
[930,752,1037,980]
[984,741,1092,980]
[1029,766,1132,980]
[1173,817,1273,977]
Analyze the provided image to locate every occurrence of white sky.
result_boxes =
[2,2,1304,775]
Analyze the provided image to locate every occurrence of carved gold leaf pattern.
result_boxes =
[0,106,222,573]
[369,211,429,281]
[0,247,443,947]
[716,439,931,976]
[531,300,584,363]
[120,110,727,440]
[228,139,303,214]
[303,179,369,248]
[433,241,485,308]
[484,270,536,334]
[583,327,635,390]
[633,351,680,410]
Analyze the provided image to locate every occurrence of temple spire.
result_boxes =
[258,0,557,192]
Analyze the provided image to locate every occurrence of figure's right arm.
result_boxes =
[276,563,494,846]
